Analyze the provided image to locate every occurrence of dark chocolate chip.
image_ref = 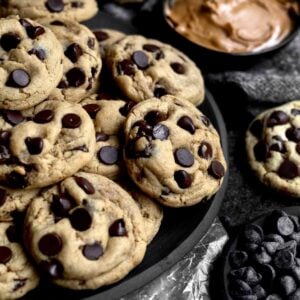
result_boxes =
[277,216,294,236]
[262,241,279,255]
[143,44,160,52]
[198,142,213,160]
[249,119,263,138]
[46,0,64,12]
[25,137,43,155]
[87,37,95,49]
[51,194,75,217]
[152,124,169,140]
[154,85,167,98]
[93,30,109,41]
[201,115,210,127]
[69,207,92,231]
[4,111,24,126]
[229,251,248,269]
[65,43,83,63]
[174,170,192,188]
[267,111,289,127]
[19,19,32,29]
[50,20,65,26]
[62,113,81,129]
[257,264,276,287]
[119,101,135,117]
[118,59,135,76]
[208,160,225,179]
[57,80,68,89]
[279,275,296,296]
[40,259,63,278]
[292,109,300,116]
[278,160,298,179]
[82,242,103,260]
[0,131,11,146]
[66,67,86,87]
[13,279,27,291]
[244,243,259,253]
[161,186,170,196]
[229,279,252,298]
[273,249,295,269]
[286,127,300,142]
[0,145,10,163]
[270,141,286,153]
[74,176,95,194]
[252,285,266,299]
[277,240,297,256]
[28,48,46,60]
[98,146,119,165]
[0,33,21,51]
[0,246,12,264]
[109,219,127,237]
[6,225,19,243]
[229,266,261,286]
[6,69,30,88]
[290,215,300,231]
[242,224,263,244]
[5,172,27,189]
[82,103,100,119]
[252,246,272,264]
[132,51,149,69]
[296,143,300,154]
[26,26,45,39]
[174,148,194,167]
[96,132,109,142]
[145,110,167,126]
[33,110,54,124]
[170,62,185,74]
[253,141,269,162]
[38,233,63,256]
[134,120,153,137]
[177,116,195,134]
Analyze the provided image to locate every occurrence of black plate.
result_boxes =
[24,12,229,300]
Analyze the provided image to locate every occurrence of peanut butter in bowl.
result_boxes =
[165,0,300,54]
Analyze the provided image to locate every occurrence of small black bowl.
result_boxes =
[160,0,300,72]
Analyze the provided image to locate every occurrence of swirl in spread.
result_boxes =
[165,0,300,53]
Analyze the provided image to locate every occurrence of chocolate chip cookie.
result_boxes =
[80,95,135,179]
[0,16,63,110]
[42,19,101,103]
[24,172,147,290]
[246,101,300,197]
[0,100,96,189]
[107,35,205,105]
[0,221,39,299]
[0,0,98,22]
[123,96,227,207]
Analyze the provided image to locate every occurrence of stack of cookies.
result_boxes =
[0,3,227,298]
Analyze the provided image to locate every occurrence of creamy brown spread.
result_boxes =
[165,0,300,53]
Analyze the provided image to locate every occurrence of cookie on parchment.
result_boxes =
[0,16,63,110]
[24,172,147,290]
[123,96,226,207]
[0,0,98,23]
[246,100,300,197]
[107,35,205,105]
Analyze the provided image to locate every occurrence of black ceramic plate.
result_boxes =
[221,207,300,300]
[24,12,229,300]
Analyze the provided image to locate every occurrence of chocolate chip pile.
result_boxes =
[228,210,300,300]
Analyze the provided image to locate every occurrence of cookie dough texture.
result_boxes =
[124,96,227,207]
[0,0,98,22]
[80,95,135,179]
[24,172,147,290]
[107,35,205,105]
[0,222,39,300]
[42,19,101,103]
[0,16,63,110]
[246,100,300,197]
[0,100,96,189]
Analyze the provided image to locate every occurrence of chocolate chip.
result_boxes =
[93,30,109,41]
[50,20,65,26]
[28,48,46,60]
[286,127,300,142]
[170,62,185,74]
[33,110,54,124]
[229,251,248,268]
[0,188,7,207]
[25,137,43,155]
[262,241,280,255]
[174,148,194,167]
[0,146,10,163]
[74,176,95,194]
[3,111,24,126]
[71,2,84,8]
[242,224,263,244]
[292,108,300,116]
[0,246,12,264]
[82,242,103,260]
[174,170,192,188]
[277,216,294,236]
[270,141,286,153]
[118,59,135,76]
[134,120,153,137]
[6,225,20,243]
[40,259,63,278]
[87,38,95,49]
[278,160,298,179]
[274,249,295,269]
[208,160,225,179]
[253,141,269,162]
[51,194,75,217]
[198,142,213,160]
[267,110,289,127]
[66,67,86,87]
[96,132,109,142]
[0,131,11,146]
[279,276,296,296]
[5,172,27,189]
[145,110,167,126]
[252,246,272,264]
[65,43,83,63]
[154,85,167,98]
[62,113,81,129]
[161,186,170,196]
[132,51,149,69]
[249,119,263,138]
[177,116,195,134]
[201,115,210,127]
[82,104,100,119]
[69,207,92,231]
[19,19,32,29]
[39,233,63,256]
[253,285,266,299]
[0,33,21,51]
[57,80,68,89]
[46,0,64,12]
[152,124,169,140]
[26,26,45,39]
[13,279,26,291]
[109,219,127,237]
[143,44,160,52]
[98,146,119,165]
[6,69,30,88]
[229,279,252,298]
[119,101,135,116]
